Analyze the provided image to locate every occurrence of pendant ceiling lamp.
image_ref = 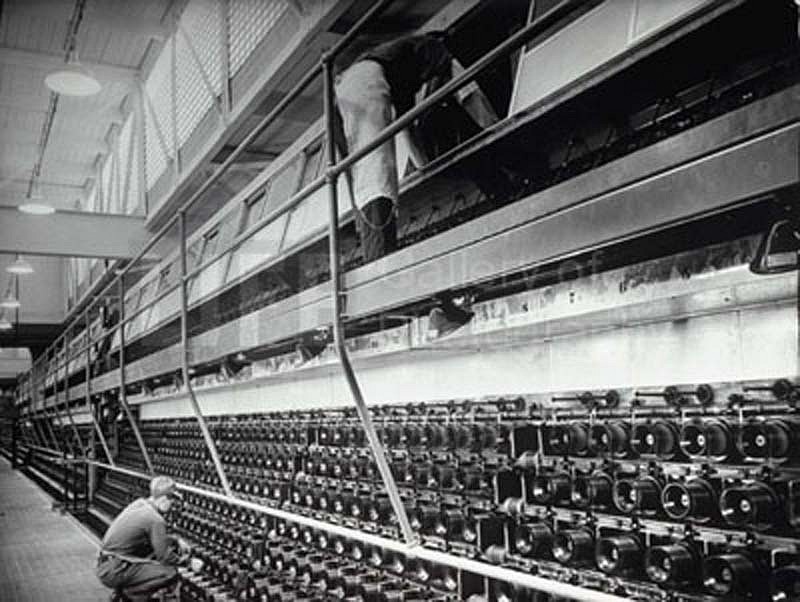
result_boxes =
[0,293,20,309]
[19,181,55,215]
[6,256,34,275]
[45,48,101,97]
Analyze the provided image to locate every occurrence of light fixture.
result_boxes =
[750,218,800,275]
[44,49,101,97]
[427,294,474,339]
[19,181,55,215]
[19,202,56,215]
[296,329,330,362]
[6,256,34,275]
[0,293,20,309]
[0,318,11,331]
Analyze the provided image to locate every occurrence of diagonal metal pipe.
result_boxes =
[179,211,231,496]
[85,309,114,466]
[61,336,86,456]
[321,56,417,545]
[117,277,154,474]
[86,459,627,602]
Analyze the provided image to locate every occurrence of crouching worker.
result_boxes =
[97,476,189,601]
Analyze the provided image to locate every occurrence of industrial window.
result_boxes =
[124,288,138,316]
[148,263,180,330]
[132,279,157,337]
[299,145,324,189]
[201,229,219,261]
[187,239,204,271]
[216,209,240,253]
[242,183,271,233]
[265,155,302,211]
[156,264,175,294]
[226,214,288,285]
[188,220,241,304]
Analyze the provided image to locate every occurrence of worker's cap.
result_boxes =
[150,476,183,501]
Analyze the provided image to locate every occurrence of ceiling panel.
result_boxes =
[0,0,174,213]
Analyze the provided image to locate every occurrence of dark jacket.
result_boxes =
[100,498,178,564]
[357,33,453,114]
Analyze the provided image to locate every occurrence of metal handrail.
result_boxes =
[85,459,626,602]
[117,276,154,474]
[179,210,231,496]
[23,443,63,457]
[30,0,582,400]
[330,0,585,178]
[85,308,115,465]
[15,10,639,600]
[180,174,329,284]
[32,281,181,386]
[28,0,368,366]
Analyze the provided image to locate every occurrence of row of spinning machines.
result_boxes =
[89,377,800,601]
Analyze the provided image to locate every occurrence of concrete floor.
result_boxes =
[0,457,109,601]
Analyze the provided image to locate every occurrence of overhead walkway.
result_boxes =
[0,457,107,602]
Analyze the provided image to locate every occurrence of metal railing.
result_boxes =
[26,0,585,410]
[12,3,625,598]
[87,459,627,602]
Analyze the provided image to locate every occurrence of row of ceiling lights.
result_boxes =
[9,2,105,328]
[0,258,35,330]
[20,0,102,217]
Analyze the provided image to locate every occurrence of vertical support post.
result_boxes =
[43,414,62,453]
[62,335,85,456]
[123,113,135,214]
[322,56,417,545]
[179,211,231,496]
[170,24,181,181]
[50,407,71,455]
[60,449,69,508]
[51,358,73,457]
[219,0,232,121]
[86,310,114,466]
[11,416,18,468]
[31,419,48,450]
[87,402,97,501]
[136,80,149,216]
[117,277,154,474]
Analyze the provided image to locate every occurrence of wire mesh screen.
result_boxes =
[118,116,133,213]
[144,46,174,189]
[229,0,290,76]
[120,114,142,215]
[101,154,116,213]
[176,0,223,147]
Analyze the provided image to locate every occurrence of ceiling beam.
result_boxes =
[0,206,159,260]
[0,47,139,85]
[4,1,171,40]
[0,178,85,191]
[0,137,108,157]
[0,323,61,354]
[0,98,124,121]
[0,170,95,192]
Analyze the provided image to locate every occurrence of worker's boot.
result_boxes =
[357,197,397,261]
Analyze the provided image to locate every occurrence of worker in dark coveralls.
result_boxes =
[335,32,454,261]
[96,476,188,601]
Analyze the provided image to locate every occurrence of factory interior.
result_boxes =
[1,0,800,600]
